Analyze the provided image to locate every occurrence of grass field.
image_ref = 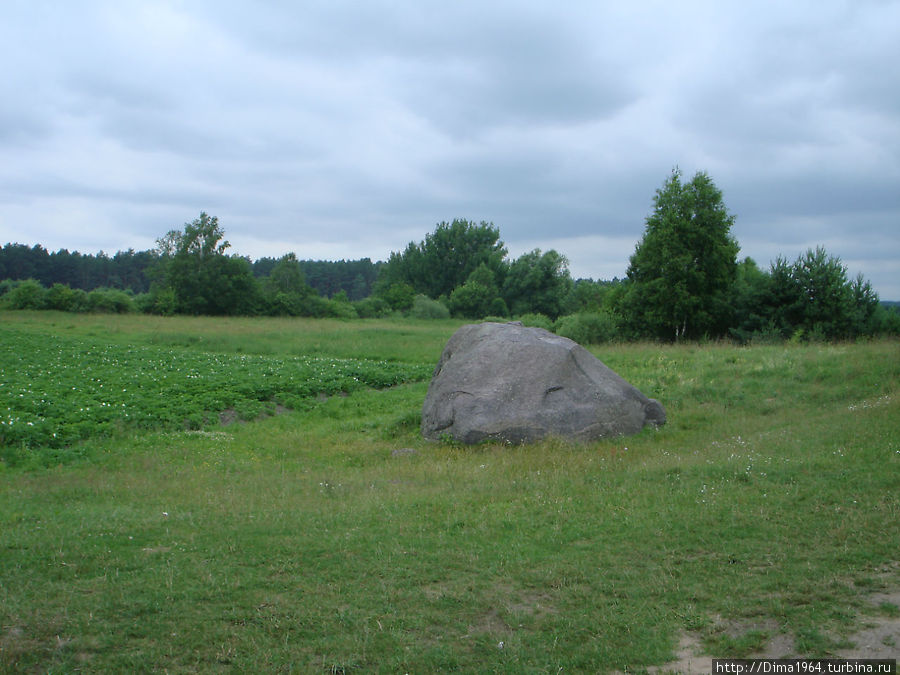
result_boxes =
[1,312,898,672]
[0,319,432,455]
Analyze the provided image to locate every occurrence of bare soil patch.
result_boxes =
[644,587,900,673]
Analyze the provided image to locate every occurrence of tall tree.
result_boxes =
[157,213,260,315]
[623,169,739,340]
[770,246,880,340]
[377,219,507,299]
[448,263,503,318]
[502,249,572,319]
[727,257,777,343]
[261,253,316,316]
[264,253,309,296]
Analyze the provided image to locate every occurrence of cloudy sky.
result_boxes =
[2,1,899,298]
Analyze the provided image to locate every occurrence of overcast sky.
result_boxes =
[2,1,898,298]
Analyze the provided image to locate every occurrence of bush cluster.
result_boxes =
[0,279,139,314]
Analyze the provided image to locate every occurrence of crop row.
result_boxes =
[1,328,432,449]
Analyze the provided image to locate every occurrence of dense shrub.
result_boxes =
[379,282,416,311]
[45,283,87,312]
[516,313,554,331]
[448,264,499,318]
[0,279,16,297]
[86,288,135,313]
[554,311,620,345]
[264,291,307,317]
[133,293,155,314]
[1,279,46,309]
[301,295,357,319]
[489,296,509,317]
[324,295,358,319]
[353,296,392,318]
[739,321,785,345]
[144,286,177,315]
[873,305,900,336]
[410,294,450,319]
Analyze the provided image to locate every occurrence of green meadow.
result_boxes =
[1,312,898,673]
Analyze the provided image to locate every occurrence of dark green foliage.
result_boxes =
[448,282,494,318]
[263,253,309,297]
[410,294,451,319]
[44,283,87,312]
[554,310,620,345]
[380,282,416,311]
[765,247,881,341]
[722,248,887,343]
[873,304,900,335]
[4,200,893,340]
[516,312,554,331]
[623,169,739,340]
[377,219,507,299]
[85,288,135,314]
[265,291,305,317]
[353,295,392,318]
[0,280,132,314]
[848,273,881,335]
[156,213,262,316]
[255,257,379,300]
[728,257,779,344]
[260,253,315,316]
[0,279,46,309]
[448,263,502,318]
[321,292,358,319]
[253,255,362,319]
[149,217,377,318]
[562,278,619,315]
[0,243,156,293]
[301,259,378,300]
[488,296,509,317]
[145,285,177,315]
[501,249,573,319]
[294,294,358,319]
[767,255,803,336]
[789,246,855,338]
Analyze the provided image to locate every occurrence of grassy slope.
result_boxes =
[1,312,898,672]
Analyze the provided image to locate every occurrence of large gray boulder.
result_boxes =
[421,322,665,444]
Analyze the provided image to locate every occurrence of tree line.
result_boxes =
[618,169,895,342]
[0,245,156,293]
[0,241,379,303]
[3,170,898,342]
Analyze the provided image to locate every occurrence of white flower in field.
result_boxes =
[497,641,504,649]
[162,512,169,517]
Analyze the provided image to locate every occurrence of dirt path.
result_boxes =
[643,589,899,674]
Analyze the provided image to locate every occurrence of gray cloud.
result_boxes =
[1,0,898,298]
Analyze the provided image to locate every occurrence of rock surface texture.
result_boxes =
[421,322,666,444]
